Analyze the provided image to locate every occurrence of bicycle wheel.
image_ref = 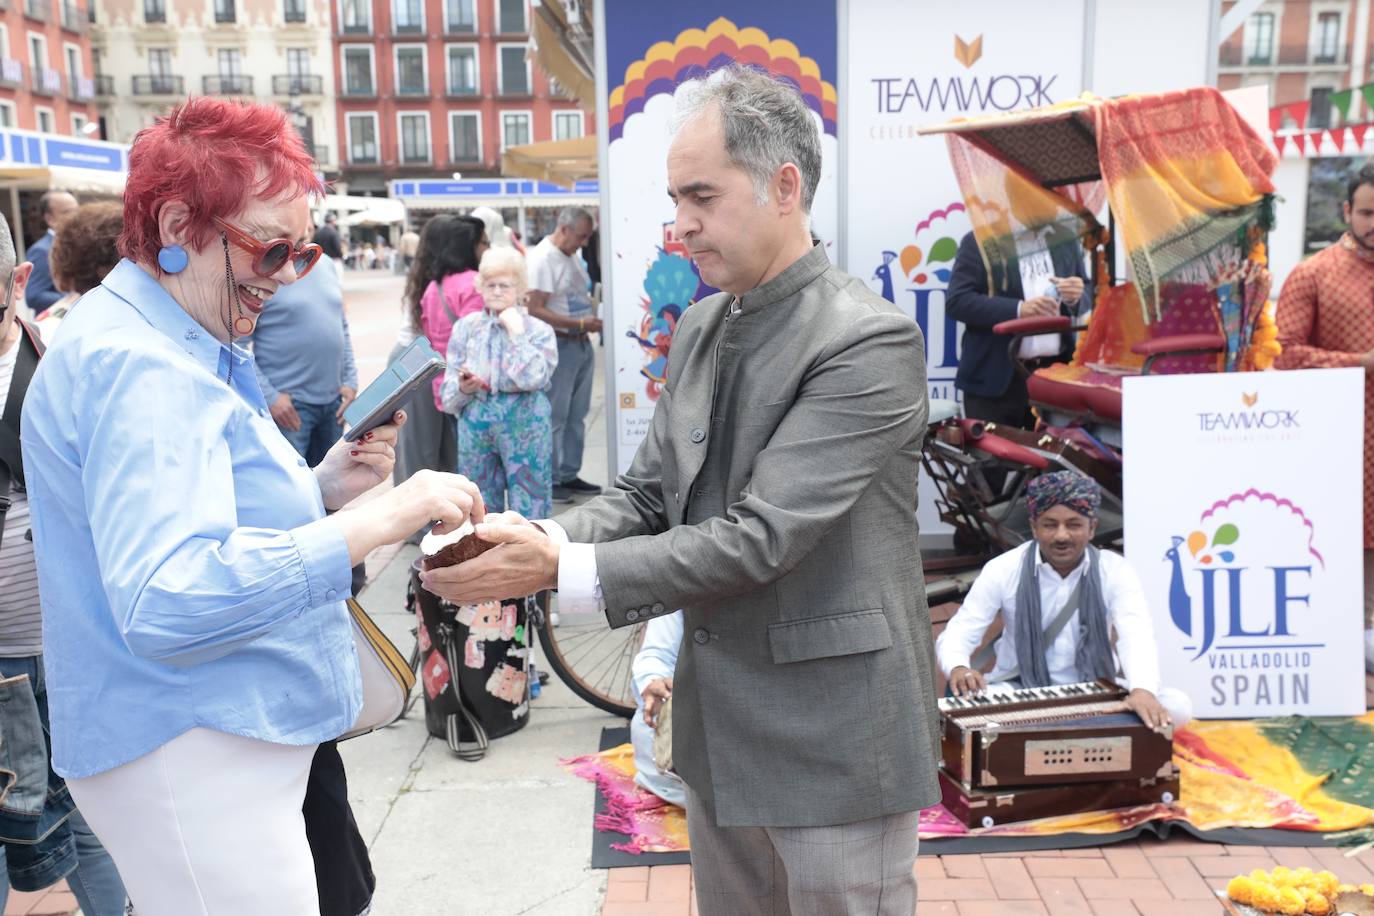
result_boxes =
[533,591,644,718]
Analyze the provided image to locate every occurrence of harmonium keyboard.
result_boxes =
[937,679,1179,828]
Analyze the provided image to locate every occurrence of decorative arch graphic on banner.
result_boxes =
[601,3,839,471]
[607,18,838,142]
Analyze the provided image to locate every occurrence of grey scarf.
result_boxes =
[1014,543,1116,688]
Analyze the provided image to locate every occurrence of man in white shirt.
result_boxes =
[525,207,601,504]
[937,471,1192,730]
[632,611,686,806]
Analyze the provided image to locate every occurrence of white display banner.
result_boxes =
[601,8,840,475]
[842,0,1085,532]
[1123,368,1365,718]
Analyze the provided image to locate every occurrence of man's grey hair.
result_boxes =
[556,206,594,230]
[673,65,822,213]
[0,214,17,276]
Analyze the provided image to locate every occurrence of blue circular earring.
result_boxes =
[157,244,188,274]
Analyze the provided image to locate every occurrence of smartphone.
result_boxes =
[342,338,445,441]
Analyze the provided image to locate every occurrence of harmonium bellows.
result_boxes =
[938,679,1175,789]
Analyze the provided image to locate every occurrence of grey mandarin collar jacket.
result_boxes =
[555,242,941,827]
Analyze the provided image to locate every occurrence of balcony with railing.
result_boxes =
[0,59,22,90]
[61,1,86,30]
[213,0,235,22]
[31,68,61,96]
[1219,43,1351,68]
[94,74,114,96]
[273,74,322,95]
[143,0,165,21]
[283,0,304,20]
[307,144,330,166]
[392,19,422,34]
[24,0,48,21]
[446,79,479,98]
[203,74,252,94]
[396,79,427,97]
[132,74,183,94]
[69,75,94,101]
[341,78,375,97]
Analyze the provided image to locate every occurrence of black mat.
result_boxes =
[587,727,1343,864]
[589,726,691,869]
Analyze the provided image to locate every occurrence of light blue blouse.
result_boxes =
[21,259,360,779]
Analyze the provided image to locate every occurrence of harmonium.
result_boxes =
[937,679,1179,828]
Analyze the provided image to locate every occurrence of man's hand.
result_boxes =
[1124,687,1172,733]
[1051,276,1085,305]
[948,665,987,697]
[1018,296,1059,318]
[335,386,357,422]
[271,392,302,432]
[419,520,559,603]
[583,317,604,334]
[642,677,672,727]
[1359,348,1374,373]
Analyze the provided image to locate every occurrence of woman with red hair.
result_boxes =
[21,98,485,913]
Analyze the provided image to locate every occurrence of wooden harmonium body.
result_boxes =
[937,767,1180,829]
[938,679,1175,789]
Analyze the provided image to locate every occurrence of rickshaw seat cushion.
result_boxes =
[969,430,1051,470]
[993,315,1073,336]
[1131,333,1226,357]
[1026,371,1093,414]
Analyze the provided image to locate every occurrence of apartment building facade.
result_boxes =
[91,0,338,171]
[1218,0,1374,127]
[0,0,97,135]
[333,0,590,193]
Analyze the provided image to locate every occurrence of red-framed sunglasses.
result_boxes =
[213,217,323,279]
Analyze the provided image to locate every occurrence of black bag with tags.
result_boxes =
[408,562,530,761]
[0,321,44,551]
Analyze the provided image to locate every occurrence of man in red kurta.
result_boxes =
[1275,163,1374,673]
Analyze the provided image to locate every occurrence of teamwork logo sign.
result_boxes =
[1124,369,1365,718]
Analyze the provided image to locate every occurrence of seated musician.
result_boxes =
[937,471,1193,730]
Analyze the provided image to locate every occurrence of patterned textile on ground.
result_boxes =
[566,715,1374,851]
[562,743,690,855]
[918,712,1374,842]
[1094,87,1276,322]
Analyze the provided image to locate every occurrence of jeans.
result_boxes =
[280,397,344,468]
[549,337,594,484]
[0,656,125,915]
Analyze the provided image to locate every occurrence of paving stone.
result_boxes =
[1310,847,1374,883]
[605,876,650,903]
[1035,877,1096,916]
[601,902,690,916]
[917,858,948,880]
[918,903,960,916]
[1078,878,1174,900]
[1148,857,1219,900]
[1025,858,1116,880]
[1139,839,1227,858]
[1262,847,1322,870]
[958,900,1049,916]
[918,878,999,901]
[648,865,693,902]
[1132,898,1225,916]
[1191,856,1275,878]
[1103,847,1158,879]
[1087,900,1139,916]
[995,858,1042,900]
[943,855,989,879]
[1061,849,1106,857]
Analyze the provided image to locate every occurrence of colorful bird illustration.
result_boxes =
[1164,536,1193,638]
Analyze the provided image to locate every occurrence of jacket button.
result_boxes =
[652,602,665,615]
[690,428,705,443]
[626,609,640,622]
[693,628,709,645]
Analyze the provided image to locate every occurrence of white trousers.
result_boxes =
[66,727,318,916]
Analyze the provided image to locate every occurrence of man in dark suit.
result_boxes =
[424,65,940,915]
[24,191,77,314]
[312,212,344,260]
[946,230,1092,428]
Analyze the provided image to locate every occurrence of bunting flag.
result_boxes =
[1356,123,1371,148]
[1292,132,1306,154]
[1363,83,1374,112]
[1273,134,1287,156]
[1287,100,1311,129]
[1332,87,1356,122]
[1330,128,1346,152]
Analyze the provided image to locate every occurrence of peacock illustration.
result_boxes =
[1164,536,1193,638]
[628,251,700,394]
[873,250,898,303]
